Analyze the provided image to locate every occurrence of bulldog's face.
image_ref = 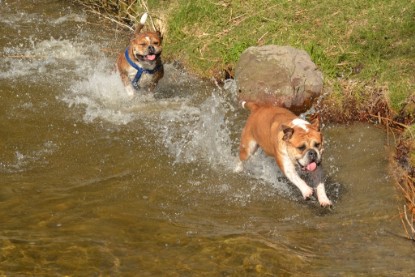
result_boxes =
[282,119,323,172]
[130,31,162,65]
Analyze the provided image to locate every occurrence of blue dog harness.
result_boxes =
[124,47,161,89]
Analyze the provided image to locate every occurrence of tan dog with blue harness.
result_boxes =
[117,13,164,96]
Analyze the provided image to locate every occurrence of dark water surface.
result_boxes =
[1,1,414,276]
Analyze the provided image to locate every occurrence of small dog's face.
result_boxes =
[130,31,162,65]
[282,119,323,172]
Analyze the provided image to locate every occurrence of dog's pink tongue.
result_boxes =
[147,54,156,61]
[306,162,317,171]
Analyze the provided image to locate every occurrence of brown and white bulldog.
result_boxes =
[235,101,332,207]
[116,13,164,96]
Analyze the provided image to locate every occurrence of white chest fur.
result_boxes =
[127,66,156,88]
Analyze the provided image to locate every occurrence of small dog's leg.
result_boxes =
[117,68,136,97]
[148,82,157,92]
[125,85,136,97]
[234,160,244,173]
[239,140,258,160]
[316,182,332,207]
[286,173,314,200]
[280,157,314,199]
[310,166,332,207]
[235,138,258,173]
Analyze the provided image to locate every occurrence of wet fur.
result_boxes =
[236,102,332,207]
[116,21,164,96]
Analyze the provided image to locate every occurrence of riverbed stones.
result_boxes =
[235,45,323,114]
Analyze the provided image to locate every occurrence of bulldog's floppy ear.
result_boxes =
[134,24,145,35]
[311,116,320,131]
[157,30,163,43]
[282,125,294,141]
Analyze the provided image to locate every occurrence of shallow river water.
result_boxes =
[1,1,414,276]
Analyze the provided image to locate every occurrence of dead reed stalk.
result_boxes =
[75,0,166,33]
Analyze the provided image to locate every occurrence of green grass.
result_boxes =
[165,0,414,113]
[77,0,414,114]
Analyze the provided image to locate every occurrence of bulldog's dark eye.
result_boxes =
[153,41,159,45]
[314,143,321,148]
[297,144,306,151]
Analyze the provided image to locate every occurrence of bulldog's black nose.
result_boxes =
[308,149,317,161]
[148,45,155,54]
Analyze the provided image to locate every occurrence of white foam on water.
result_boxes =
[31,38,88,60]
[0,141,57,173]
[51,13,87,25]
[0,5,86,26]
[0,11,38,26]
[1,38,90,79]
[63,69,137,124]
[156,91,236,170]
[242,152,291,196]
[62,57,192,125]
[0,9,292,196]
[153,83,290,196]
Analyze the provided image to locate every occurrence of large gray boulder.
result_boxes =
[235,45,323,114]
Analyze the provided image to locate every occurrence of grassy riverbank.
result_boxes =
[77,0,414,116]
[75,0,415,237]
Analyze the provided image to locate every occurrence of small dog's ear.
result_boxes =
[282,125,294,141]
[157,31,163,43]
[134,24,144,35]
[311,116,320,131]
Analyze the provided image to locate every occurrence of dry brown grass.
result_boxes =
[392,154,415,241]
[74,0,168,33]
[317,79,395,125]
[317,79,415,240]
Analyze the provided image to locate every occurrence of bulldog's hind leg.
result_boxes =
[235,134,258,173]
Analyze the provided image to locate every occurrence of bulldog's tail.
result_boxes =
[241,101,260,112]
[135,13,148,34]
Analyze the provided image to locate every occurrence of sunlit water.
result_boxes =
[1,1,414,276]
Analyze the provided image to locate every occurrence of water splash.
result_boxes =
[0,7,85,27]
[0,10,290,194]
[0,141,57,173]
[157,91,235,170]
[40,46,287,196]
[1,38,92,79]
[63,69,136,124]
[62,54,289,193]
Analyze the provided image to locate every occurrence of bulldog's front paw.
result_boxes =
[319,198,333,207]
[234,161,243,173]
[125,85,136,97]
[301,186,314,200]
[316,183,332,207]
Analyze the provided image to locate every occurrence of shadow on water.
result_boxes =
[1,0,414,276]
